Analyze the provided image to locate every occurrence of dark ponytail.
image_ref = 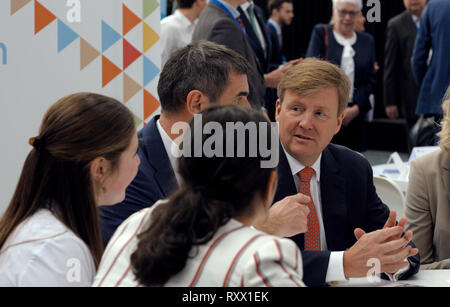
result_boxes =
[131,105,277,286]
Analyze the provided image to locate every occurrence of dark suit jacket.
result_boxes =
[237,5,271,74]
[192,2,265,109]
[384,10,419,126]
[99,116,178,245]
[412,0,450,115]
[306,24,376,116]
[267,21,283,69]
[274,143,420,286]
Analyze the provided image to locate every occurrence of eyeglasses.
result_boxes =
[337,9,359,18]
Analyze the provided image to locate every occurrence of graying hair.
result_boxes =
[332,0,363,11]
[157,40,250,114]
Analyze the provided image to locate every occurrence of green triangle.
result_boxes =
[134,114,143,127]
[143,0,159,19]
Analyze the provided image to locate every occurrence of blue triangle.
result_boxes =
[102,20,122,53]
[144,56,160,87]
[57,20,79,53]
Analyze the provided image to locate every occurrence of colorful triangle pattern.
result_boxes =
[35,0,56,34]
[12,0,162,122]
[102,55,122,88]
[58,19,79,53]
[123,39,142,70]
[80,38,100,70]
[11,0,32,15]
[102,20,122,53]
[143,56,160,87]
[123,4,142,36]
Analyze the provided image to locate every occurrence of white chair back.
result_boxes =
[373,176,405,218]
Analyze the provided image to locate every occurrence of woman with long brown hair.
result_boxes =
[0,93,140,286]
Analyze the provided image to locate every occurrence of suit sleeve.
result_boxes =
[305,25,326,59]
[383,20,401,107]
[242,238,305,287]
[352,36,376,115]
[404,159,450,269]
[411,6,431,87]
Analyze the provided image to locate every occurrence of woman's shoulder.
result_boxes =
[0,209,95,286]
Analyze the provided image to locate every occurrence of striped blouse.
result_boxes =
[93,202,305,287]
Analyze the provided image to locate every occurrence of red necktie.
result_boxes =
[299,167,321,251]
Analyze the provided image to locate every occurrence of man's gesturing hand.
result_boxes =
[254,193,310,237]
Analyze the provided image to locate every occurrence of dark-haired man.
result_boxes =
[267,0,293,67]
[99,41,252,245]
[160,0,207,66]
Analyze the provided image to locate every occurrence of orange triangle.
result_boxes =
[35,0,56,34]
[143,90,160,119]
[102,55,122,88]
[123,4,142,36]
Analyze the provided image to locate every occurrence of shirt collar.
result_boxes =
[156,119,181,172]
[174,9,196,26]
[282,145,322,182]
[268,18,282,36]
[240,1,252,11]
[215,0,240,19]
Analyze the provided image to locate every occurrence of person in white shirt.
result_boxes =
[160,0,207,66]
[94,105,307,287]
[0,93,140,286]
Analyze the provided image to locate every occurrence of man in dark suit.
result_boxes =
[256,58,420,286]
[383,0,426,128]
[99,41,252,245]
[192,0,289,110]
[267,0,294,68]
[412,0,450,118]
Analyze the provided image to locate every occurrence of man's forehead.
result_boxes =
[282,88,340,112]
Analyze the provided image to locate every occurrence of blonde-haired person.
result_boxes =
[405,87,450,269]
[306,0,376,152]
[0,93,140,286]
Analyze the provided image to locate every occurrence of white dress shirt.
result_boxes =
[160,10,197,66]
[333,30,357,103]
[156,119,181,184]
[0,209,95,286]
[282,146,347,283]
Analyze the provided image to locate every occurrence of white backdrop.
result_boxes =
[0,0,162,215]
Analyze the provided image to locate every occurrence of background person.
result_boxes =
[405,87,450,269]
[383,0,426,129]
[160,0,207,66]
[94,105,307,287]
[305,0,376,152]
[0,93,139,286]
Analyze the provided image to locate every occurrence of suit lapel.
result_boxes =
[320,146,348,249]
[441,152,450,207]
[140,116,178,197]
[401,10,418,35]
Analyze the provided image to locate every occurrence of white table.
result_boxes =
[372,163,409,194]
[335,270,450,287]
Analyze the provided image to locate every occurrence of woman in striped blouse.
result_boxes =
[94,105,306,287]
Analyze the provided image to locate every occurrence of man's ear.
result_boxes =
[335,112,345,135]
[186,90,208,115]
[275,99,281,122]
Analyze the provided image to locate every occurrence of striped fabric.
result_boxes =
[93,201,305,287]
